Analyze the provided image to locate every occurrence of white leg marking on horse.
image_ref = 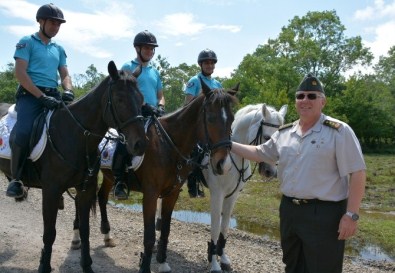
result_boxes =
[158,262,171,273]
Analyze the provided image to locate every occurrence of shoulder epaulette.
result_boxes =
[323,119,341,130]
[279,122,294,131]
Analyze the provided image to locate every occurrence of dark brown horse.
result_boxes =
[73,81,238,273]
[0,61,147,273]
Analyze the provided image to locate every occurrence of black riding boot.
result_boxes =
[187,171,205,198]
[112,142,129,200]
[6,143,28,198]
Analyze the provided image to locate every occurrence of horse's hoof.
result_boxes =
[38,264,52,273]
[83,265,95,273]
[158,262,171,273]
[14,188,28,202]
[104,238,116,247]
[221,262,232,272]
[71,240,81,250]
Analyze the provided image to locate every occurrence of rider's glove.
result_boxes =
[61,90,74,104]
[38,94,61,110]
[142,103,157,117]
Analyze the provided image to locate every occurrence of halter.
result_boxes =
[225,118,280,199]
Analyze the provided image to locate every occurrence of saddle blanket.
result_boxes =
[99,129,145,171]
[0,104,51,162]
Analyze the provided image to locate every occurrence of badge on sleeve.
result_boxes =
[186,82,195,88]
[16,43,27,49]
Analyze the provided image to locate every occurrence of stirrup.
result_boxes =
[113,182,128,200]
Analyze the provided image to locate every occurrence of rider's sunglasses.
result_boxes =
[295,93,323,100]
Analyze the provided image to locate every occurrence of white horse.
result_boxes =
[205,103,287,272]
[156,103,287,272]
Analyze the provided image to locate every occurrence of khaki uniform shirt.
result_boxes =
[256,114,366,201]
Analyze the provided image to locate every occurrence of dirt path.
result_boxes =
[0,176,394,273]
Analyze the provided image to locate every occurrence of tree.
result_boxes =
[232,10,374,106]
[0,63,18,103]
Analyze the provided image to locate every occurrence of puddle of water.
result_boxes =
[110,201,394,262]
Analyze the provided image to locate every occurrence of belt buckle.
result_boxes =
[292,199,301,205]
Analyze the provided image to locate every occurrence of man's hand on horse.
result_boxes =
[38,94,62,110]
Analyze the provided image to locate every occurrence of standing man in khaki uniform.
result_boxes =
[231,73,366,273]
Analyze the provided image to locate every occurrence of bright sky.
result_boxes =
[0,0,395,78]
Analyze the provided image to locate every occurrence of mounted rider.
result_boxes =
[111,30,165,200]
[184,49,223,197]
[6,3,74,198]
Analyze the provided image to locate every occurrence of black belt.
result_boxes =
[36,86,58,93]
[282,195,341,205]
[19,85,58,94]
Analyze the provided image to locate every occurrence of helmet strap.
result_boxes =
[40,20,53,39]
[136,46,154,63]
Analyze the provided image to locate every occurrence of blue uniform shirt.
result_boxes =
[122,59,163,107]
[13,33,67,88]
[184,72,222,96]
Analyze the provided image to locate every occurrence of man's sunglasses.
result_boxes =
[295,93,323,100]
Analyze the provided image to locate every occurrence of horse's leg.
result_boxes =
[76,186,96,273]
[208,186,224,273]
[156,191,179,273]
[71,193,81,250]
[139,191,159,273]
[98,172,115,247]
[218,194,239,272]
[39,187,61,273]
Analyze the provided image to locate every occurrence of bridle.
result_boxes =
[226,117,280,198]
[103,78,144,143]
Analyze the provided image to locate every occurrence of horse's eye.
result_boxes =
[263,135,271,141]
[206,113,217,123]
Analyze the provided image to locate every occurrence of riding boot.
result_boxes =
[112,143,129,200]
[187,171,205,198]
[6,143,28,198]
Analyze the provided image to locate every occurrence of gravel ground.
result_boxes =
[0,176,394,273]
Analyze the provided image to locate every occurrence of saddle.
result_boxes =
[0,104,50,161]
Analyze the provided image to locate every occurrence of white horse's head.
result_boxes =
[232,103,287,178]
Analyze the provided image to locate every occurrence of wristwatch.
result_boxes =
[346,211,359,221]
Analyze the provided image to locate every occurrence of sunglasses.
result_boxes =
[295,93,323,100]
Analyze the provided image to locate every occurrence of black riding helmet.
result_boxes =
[36,3,66,23]
[197,49,217,65]
[133,30,158,47]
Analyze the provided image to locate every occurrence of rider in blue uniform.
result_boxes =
[112,30,165,200]
[6,3,74,198]
[184,49,223,197]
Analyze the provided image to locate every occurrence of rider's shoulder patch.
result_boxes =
[323,119,342,130]
[279,122,294,131]
[186,81,195,88]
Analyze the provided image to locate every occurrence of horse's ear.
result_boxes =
[279,104,288,118]
[200,77,212,97]
[108,61,119,81]
[261,103,270,117]
[132,64,142,78]
[227,82,240,96]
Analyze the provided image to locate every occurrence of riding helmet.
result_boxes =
[296,73,324,93]
[133,30,158,47]
[197,49,218,64]
[36,3,66,23]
